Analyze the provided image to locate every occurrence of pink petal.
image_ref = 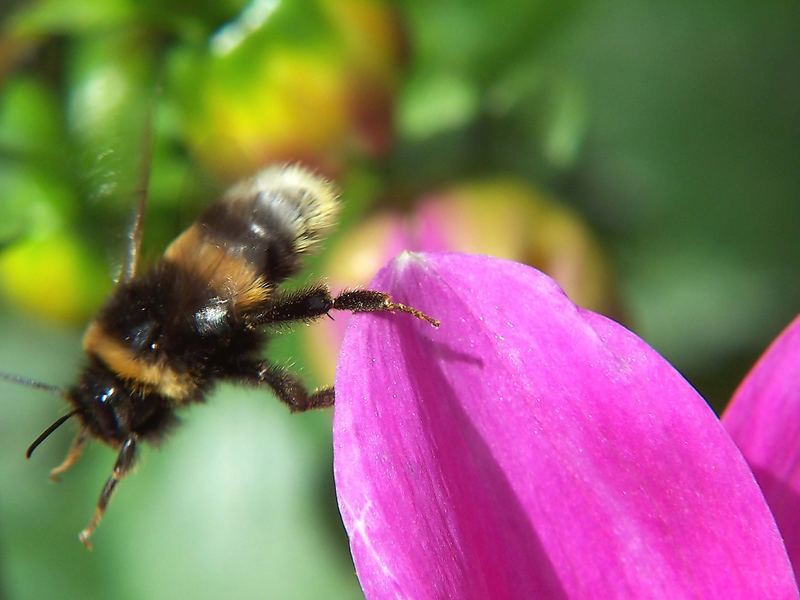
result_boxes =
[333,252,796,598]
[723,315,800,578]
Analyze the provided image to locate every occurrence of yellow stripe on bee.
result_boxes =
[164,225,271,310]
[82,321,195,402]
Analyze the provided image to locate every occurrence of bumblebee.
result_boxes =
[2,164,437,548]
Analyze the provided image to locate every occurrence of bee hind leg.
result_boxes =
[79,435,137,549]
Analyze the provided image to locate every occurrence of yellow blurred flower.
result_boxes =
[0,232,110,323]
[177,0,405,180]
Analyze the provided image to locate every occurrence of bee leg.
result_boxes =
[79,435,137,549]
[233,361,334,412]
[49,428,89,482]
[248,284,335,325]
[250,284,439,327]
[332,289,439,327]
[256,362,334,412]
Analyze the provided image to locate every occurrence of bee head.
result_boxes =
[67,358,178,446]
[66,359,133,445]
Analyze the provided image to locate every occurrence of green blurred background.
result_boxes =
[0,0,798,598]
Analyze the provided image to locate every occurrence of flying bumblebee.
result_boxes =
[1,163,438,548]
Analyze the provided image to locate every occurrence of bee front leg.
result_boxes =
[79,435,137,549]
[248,284,334,325]
[331,290,439,327]
[248,285,439,327]
[49,428,89,482]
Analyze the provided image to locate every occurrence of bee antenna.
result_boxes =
[0,372,63,396]
[120,86,158,284]
[26,410,79,459]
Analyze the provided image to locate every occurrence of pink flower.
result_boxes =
[307,179,618,382]
[333,252,797,598]
[724,315,800,580]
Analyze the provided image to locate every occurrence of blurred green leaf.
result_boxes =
[66,31,158,208]
[541,78,587,168]
[488,65,588,170]
[406,0,583,83]
[0,77,62,158]
[208,0,332,56]
[6,0,245,38]
[8,0,136,35]
[0,166,75,244]
[398,71,480,140]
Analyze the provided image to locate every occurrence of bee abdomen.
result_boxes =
[164,165,339,309]
[205,165,338,280]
